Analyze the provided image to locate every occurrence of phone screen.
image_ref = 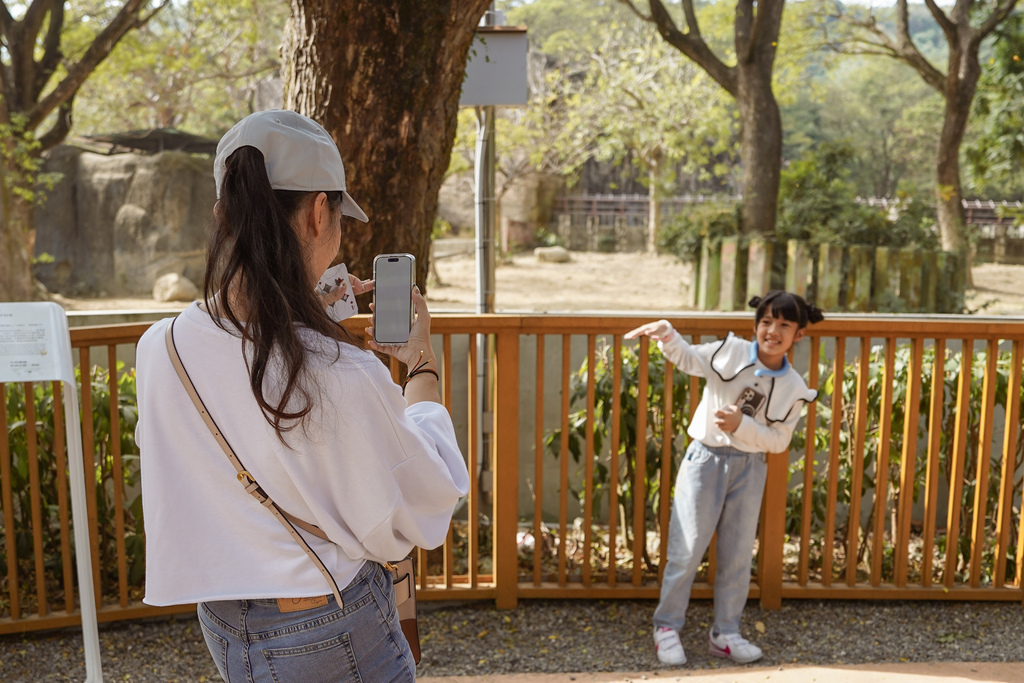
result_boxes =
[373,254,415,344]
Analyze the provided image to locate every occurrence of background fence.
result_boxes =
[551,195,1024,265]
[1,313,1023,634]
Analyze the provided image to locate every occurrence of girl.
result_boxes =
[625,291,824,666]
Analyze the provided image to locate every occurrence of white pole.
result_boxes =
[64,384,103,682]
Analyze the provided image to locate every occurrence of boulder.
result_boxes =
[534,245,571,263]
[34,146,214,297]
[153,273,199,302]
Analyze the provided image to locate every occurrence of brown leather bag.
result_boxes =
[165,317,421,663]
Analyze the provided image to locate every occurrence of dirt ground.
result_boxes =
[55,251,1024,315]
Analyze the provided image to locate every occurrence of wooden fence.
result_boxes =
[1,313,1023,634]
[691,238,967,314]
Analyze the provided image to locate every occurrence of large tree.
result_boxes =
[282,0,492,292]
[826,0,1020,253]
[620,0,787,237]
[0,0,162,302]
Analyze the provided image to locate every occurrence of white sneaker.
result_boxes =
[654,626,686,665]
[708,630,762,664]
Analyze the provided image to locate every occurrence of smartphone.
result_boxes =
[372,253,416,345]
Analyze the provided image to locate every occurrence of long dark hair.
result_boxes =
[748,290,825,328]
[205,145,360,437]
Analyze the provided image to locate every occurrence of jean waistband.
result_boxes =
[243,559,380,607]
[693,440,763,458]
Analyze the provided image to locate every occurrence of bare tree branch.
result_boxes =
[37,96,73,152]
[920,0,955,42]
[33,0,64,103]
[26,0,160,132]
[975,0,1019,46]
[834,0,945,92]
[0,1,13,35]
[618,0,652,22]
[639,0,736,94]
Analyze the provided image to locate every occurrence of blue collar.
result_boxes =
[750,341,790,377]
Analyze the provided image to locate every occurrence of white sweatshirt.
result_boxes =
[659,331,817,454]
[136,302,470,606]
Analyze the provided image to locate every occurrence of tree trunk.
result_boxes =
[736,65,783,237]
[283,0,491,300]
[0,160,37,302]
[934,43,980,256]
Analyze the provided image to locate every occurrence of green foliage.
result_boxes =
[966,13,1024,198]
[0,365,143,612]
[70,0,288,137]
[777,142,939,249]
[0,114,61,210]
[545,340,692,572]
[657,202,741,262]
[790,341,1022,585]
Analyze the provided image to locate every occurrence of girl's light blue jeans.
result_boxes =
[653,440,768,636]
[197,560,416,682]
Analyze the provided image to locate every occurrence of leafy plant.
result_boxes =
[0,364,142,615]
[545,340,692,575]
[790,341,1023,585]
[658,202,741,263]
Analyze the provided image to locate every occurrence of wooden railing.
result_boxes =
[1,313,1023,634]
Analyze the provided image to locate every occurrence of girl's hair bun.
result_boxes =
[748,296,763,309]
[806,304,825,324]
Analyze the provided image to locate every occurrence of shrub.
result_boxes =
[658,202,741,262]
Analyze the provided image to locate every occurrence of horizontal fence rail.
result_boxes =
[1,314,1022,633]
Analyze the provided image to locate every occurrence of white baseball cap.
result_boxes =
[213,109,368,222]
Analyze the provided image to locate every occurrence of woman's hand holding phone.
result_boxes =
[367,286,437,367]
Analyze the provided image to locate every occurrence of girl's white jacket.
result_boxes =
[136,303,470,606]
[659,331,817,454]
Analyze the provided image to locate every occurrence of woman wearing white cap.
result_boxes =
[134,110,468,681]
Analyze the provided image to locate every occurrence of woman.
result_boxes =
[135,110,469,682]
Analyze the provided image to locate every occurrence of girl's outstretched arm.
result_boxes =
[624,319,676,342]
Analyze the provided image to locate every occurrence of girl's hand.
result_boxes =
[366,285,438,370]
[714,405,743,433]
[624,319,676,342]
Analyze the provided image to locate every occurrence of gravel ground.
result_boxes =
[1,599,1023,681]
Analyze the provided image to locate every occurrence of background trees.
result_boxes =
[825,0,1020,253]
[1,0,161,301]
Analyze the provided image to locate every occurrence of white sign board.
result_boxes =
[0,304,69,383]
[0,302,103,682]
[460,27,529,107]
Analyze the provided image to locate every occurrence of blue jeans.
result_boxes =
[197,560,415,682]
[653,440,767,636]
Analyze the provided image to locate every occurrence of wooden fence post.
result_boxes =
[699,239,721,311]
[816,244,843,309]
[785,240,813,299]
[719,236,745,311]
[493,327,520,609]
[921,251,939,312]
[746,238,773,302]
[680,260,700,309]
[873,247,902,311]
[899,248,923,311]
[759,450,788,610]
[846,245,873,311]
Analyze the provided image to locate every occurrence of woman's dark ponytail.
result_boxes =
[205,145,357,438]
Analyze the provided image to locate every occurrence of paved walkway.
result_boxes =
[421,662,1024,682]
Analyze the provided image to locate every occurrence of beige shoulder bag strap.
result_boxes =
[164,316,344,608]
